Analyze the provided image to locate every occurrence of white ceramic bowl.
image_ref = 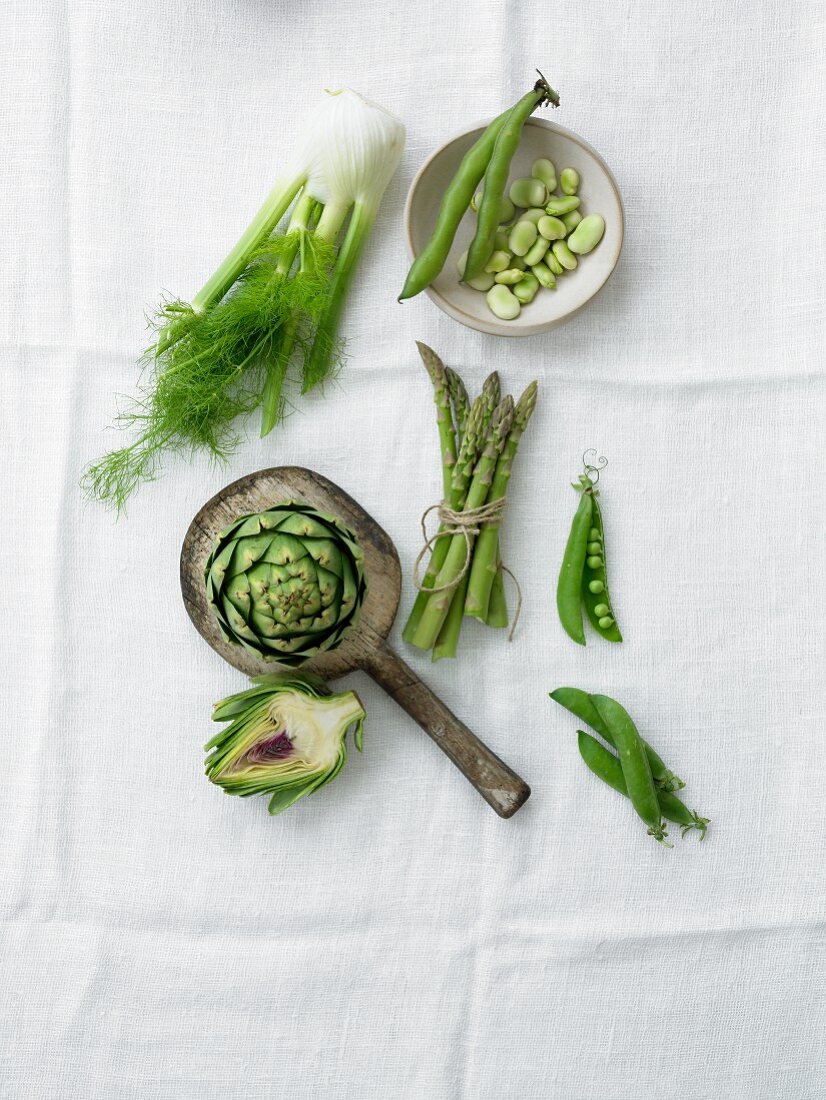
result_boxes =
[404,117,624,336]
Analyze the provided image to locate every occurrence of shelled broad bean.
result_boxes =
[461,157,607,321]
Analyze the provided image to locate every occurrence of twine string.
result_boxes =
[496,561,523,642]
[413,499,524,642]
[412,499,506,594]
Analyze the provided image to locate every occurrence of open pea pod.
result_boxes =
[581,496,622,643]
[555,458,622,645]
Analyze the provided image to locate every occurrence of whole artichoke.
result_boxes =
[206,672,366,815]
[205,502,366,666]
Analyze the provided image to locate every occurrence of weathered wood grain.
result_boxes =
[180,467,530,818]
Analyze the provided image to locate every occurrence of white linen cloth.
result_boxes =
[2,1,825,1096]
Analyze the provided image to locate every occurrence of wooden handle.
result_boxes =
[361,639,530,818]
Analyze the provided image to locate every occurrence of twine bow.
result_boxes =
[412,499,523,641]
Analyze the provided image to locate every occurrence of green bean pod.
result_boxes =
[577,731,708,840]
[556,492,592,646]
[590,695,668,843]
[398,109,511,301]
[549,687,685,792]
[464,76,559,282]
[581,497,622,642]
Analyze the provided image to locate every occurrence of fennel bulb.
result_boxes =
[84,89,405,511]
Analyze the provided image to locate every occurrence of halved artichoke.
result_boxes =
[205,672,366,816]
[204,502,366,666]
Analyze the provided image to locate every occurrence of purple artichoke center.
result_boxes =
[247,730,294,764]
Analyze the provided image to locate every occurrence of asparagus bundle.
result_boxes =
[404,343,537,660]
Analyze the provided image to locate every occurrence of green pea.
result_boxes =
[484,250,512,273]
[523,235,550,266]
[588,580,604,594]
[598,616,614,629]
[545,252,564,276]
[587,541,602,554]
[531,262,557,289]
[520,207,547,225]
[587,556,603,569]
[567,214,606,255]
[589,529,601,541]
[486,283,521,320]
[472,192,515,222]
[594,603,609,616]
[552,240,578,271]
[494,268,524,285]
[511,255,527,270]
[545,195,581,216]
[531,158,557,191]
[513,273,540,303]
[562,209,583,233]
[508,219,538,257]
[508,177,547,209]
[537,215,567,241]
[560,167,580,195]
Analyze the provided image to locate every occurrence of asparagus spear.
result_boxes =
[445,366,469,442]
[465,380,538,621]
[402,373,499,644]
[485,569,509,628]
[436,381,533,655]
[412,395,515,651]
[415,342,457,497]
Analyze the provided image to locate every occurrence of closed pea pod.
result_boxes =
[531,157,557,191]
[486,283,521,320]
[508,219,538,256]
[556,490,592,645]
[568,214,605,255]
[590,695,669,844]
[508,177,547,209]
[577,731,709,839]
[464,75,559,282]
[549,686,685,791]
[399,108,511,301]
[552,240,578,270]
[560,167,580,195]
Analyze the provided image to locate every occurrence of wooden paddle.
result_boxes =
[180,467,530,818]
